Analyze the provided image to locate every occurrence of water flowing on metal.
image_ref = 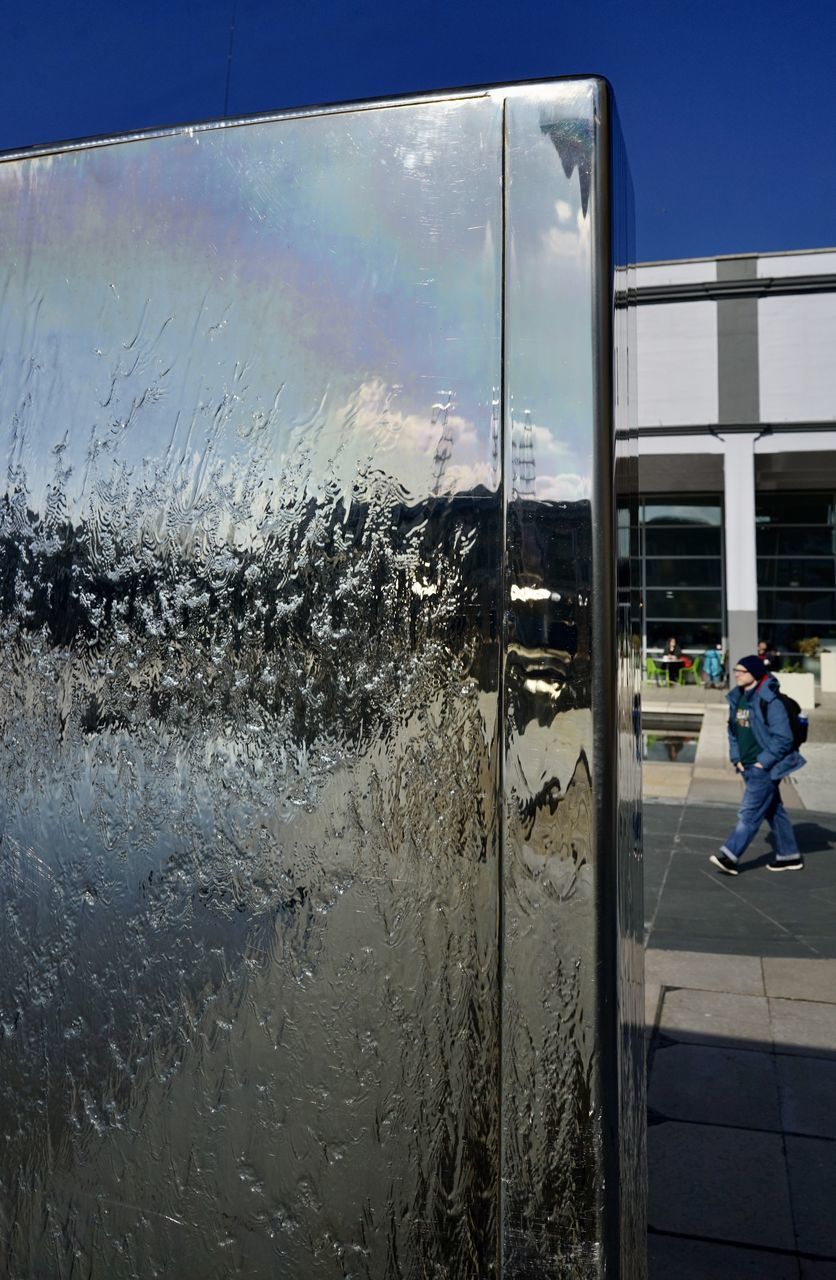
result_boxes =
[0,81,642,1278]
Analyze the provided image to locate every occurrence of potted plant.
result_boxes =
[780,640,817,710]
[821,645,836,693]
[798,636,821,676]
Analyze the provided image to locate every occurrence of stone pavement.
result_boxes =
[644,800,836,1277]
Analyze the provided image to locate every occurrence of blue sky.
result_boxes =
[2,0,834,262]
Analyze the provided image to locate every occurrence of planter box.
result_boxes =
[777,671,816,711]
[821,651,836,694]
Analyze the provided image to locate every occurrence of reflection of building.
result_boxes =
[511,409,537,500]
[431,390,456,497]
[635,247,836,662]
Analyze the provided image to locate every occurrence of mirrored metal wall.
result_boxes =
[0,80,641,1278]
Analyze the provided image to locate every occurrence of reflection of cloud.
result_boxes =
[536,472,590,502]
[530,423,571,458]
[541,206,591,260]
[443,461,493,492]
[342,377,478,457]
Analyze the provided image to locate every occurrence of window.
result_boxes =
[646,589,723,619]
[756,491,836,651]
[646,558,722,588]
[640,494,724,653]
[646,527,722,557]
[644,501,722,526]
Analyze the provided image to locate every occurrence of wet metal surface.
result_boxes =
[0,82,642,1277]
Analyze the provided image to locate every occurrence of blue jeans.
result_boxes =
[721,765,800,862]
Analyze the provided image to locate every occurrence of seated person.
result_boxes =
[757,639,782,672]
[662,636,682,661]
[702,643,724,688]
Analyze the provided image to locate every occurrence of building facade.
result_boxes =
[636,247,836,666]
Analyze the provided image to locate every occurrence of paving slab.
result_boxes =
[645,801,836,958]
[794,743,836,813]
[659,988,772,1047]
[792,816,836,854]
[678,808,746,837]
[688,775,748,805]
[777,1054,836,1140]
[649,1041,780,1130]
[797,937,836,960]
[785,1134,836,1257]
[763,956,836,1003]
[800,1261,836,1278]
[646,947,764,995]
[648,1233,798,1279]
[644,797,836,1273]
[692,705,729,761]
[643,762,691,800]
[652,905,797,954]
[648,1121,795,1250]
[645,981,661,1034]
[649,931,826,959]
[644,812,677,837]
[691,766,741,784]
[770,997,836,1057]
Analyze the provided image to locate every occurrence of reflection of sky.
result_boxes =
[0,98,502,523]
[505,84,595,502]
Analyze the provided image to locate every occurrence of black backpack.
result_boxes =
[761,691,808,751]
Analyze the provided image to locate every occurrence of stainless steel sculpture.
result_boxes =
[0,79,642,1277]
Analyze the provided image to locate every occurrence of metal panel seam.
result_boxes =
[497,91,509,1280]
[589,78,621,1280]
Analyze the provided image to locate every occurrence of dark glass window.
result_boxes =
[756,527,836,557]
[757,591,836,624]
[644,501,722,526]
[757,492,836,647]
[645,558,722,588]
[647,622,724,650]
[616,507,640,559]
[756,493,836,526]
[757,558,836,590]
[645,526,722,557]
[768,623,833,651]
[646,589,723,620]
[640,492,725,653]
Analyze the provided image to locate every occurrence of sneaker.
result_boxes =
[766,855,804,872]
[710,852,739,875]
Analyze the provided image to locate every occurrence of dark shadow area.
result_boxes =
[646,1021,836,1277]
[645,799,836,1273]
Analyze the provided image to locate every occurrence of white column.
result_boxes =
[723,433,758,662]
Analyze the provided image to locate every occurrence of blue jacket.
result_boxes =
[727,676,806,779]
[703,648,723,679]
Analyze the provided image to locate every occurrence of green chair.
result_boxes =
[645,656,670,687]
[678,655,701,685]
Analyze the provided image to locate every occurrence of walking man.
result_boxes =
[710,654,805,874]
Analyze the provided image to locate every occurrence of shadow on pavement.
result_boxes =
[647,1024,836,1277]
[644,800,836,1275]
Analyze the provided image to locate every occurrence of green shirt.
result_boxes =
[734,694,760,765]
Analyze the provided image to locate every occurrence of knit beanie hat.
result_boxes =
[737,654,768,681]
